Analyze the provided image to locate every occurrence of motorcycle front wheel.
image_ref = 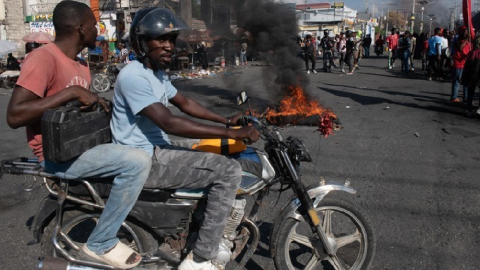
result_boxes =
[274,198,376,270]
[41,209,158,258]
[91,73,111,93]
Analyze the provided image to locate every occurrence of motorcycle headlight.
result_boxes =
[286,136,312,162]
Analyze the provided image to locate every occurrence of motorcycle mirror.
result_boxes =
[236,91,249,106]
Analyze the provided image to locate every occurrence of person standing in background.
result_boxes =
[451,26,471,103]
[386,28,399,70]
[302,34,316,74]
[428,28,443,81]
[337,31,347,73]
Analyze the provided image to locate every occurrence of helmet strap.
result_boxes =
[136,38,163,71]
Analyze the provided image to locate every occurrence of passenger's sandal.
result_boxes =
[81,242,141,269]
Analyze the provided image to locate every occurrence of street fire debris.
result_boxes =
[252,86,337,137]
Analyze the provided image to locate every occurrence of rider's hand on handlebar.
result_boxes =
[227,112,244,127]
[232,126,260,144]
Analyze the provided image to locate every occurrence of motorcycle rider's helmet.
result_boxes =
[345,30,352,37]
[129,7,189,65]
[324,29,329,36]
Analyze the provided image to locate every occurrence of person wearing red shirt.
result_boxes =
[451,26,471,103]
[386,28,399,69]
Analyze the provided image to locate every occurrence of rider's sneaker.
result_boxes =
[312,70,317,73]
[178,252,221,270]
[307,70,310,74]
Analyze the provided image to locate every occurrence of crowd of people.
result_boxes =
[299,29,375,75]
[298,26,480,117]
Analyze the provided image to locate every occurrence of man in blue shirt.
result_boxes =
[428,28,443,81]
[112,8,260,270]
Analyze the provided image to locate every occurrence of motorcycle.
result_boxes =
[374,45,383,57]
[91,60,124,93]
[0,91,375,270]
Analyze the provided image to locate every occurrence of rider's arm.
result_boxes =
[140,102,258,141]
[7,86,104,129]
[169,92,229,125]
[7,51,108,129]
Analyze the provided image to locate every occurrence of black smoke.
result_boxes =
[214,0,309,101]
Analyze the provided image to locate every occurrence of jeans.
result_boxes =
[323,51,334,70]
[403,50,411,73]
[44,143,152,255]
[339,52,346,70]
[304,53,316,71]
[389,49,397,68]
[344,51,353,72]
[363,46,370,57]
[428,55,440,79]
[148,141,241,260]
[240,51,246,64]
[451,68,468,100]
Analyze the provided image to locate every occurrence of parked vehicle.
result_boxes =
[1,91,375,270]
[91,61,122,93]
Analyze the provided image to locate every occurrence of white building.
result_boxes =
[277,1,358,37]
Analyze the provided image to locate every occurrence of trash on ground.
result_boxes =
[414,132,420,138]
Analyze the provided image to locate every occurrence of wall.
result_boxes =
[4,0,29,55]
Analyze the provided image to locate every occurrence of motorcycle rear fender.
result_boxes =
[269,182,356,257]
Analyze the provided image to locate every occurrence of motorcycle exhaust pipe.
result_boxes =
[38,257,104,270]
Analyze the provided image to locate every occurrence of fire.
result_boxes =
[261,86,336,125]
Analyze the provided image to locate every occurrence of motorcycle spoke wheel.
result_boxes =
[91,74,111,93]
[274,198,375,270]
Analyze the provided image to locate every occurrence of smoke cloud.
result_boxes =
[214,0,310,103]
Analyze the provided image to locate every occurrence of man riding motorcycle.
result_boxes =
[319,29,337,72]
[113,7,260,270]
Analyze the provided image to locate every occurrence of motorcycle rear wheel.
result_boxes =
[41,209,158,258]
[274,198,375,270]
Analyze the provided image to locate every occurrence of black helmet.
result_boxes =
[130,8,189,57]
[346,30,352,37]
[324,29,329,36]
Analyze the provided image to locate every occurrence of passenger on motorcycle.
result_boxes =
[320,29,337,72]
[6,1,152,269]
[375,35,385,56]
[112,7,260,270]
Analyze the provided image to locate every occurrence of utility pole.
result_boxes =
[411,0,415,32]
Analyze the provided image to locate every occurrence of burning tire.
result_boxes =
[273,198,376,270]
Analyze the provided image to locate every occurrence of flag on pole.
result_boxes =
[463,0,475,39]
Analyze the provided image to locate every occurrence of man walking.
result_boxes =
[428,28,443,81]
[451,26,471,102]
[303,34,317,74]
[386,28,399,69]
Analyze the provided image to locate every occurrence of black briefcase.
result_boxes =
[41,101,112,162]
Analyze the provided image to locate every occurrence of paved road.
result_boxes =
[1,56,480,270]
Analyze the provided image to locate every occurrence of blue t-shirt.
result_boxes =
[111,61,178,156]
[428,35,443,56]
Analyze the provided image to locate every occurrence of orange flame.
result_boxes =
[260,86,336,125]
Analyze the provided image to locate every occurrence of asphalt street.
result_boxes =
[0,55,480,270]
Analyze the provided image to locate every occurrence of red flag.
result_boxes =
[463,0,475,39]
